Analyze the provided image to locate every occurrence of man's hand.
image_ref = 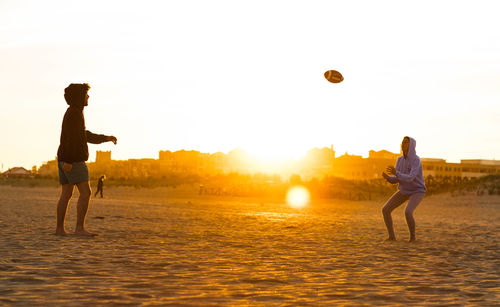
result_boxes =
[382,172,389,179]
[386,165,396,176]
[62,163,73,173]
[107,136,117,145]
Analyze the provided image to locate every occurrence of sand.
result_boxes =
[0,185,499,306]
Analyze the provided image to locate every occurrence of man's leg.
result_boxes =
[382,191,408,240]
[56,184,74,235]
[74,180,97,236]
[404,193,425,242]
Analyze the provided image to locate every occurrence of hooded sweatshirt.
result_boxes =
[385,137,426,195]
[57,106,108,163]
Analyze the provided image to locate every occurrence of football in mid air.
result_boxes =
[324,70,344,83]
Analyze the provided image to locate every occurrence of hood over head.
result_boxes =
[405,136,417,159]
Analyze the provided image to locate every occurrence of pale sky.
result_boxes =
[1,0,500,171]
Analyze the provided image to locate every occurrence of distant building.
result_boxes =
[421,159,461,179]
[300,146,336,178]
[96,151,112,164]
[37,159,58,177]
[159,150,205,173]
[461,159,500,166]
[210,152,227,173]
[421,158,446,163]
[2,167,31,176]
[333,153,368,180]
[369,150,399,160]
[460,159,500,178]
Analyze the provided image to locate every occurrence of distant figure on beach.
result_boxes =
[55,83,117,236]
[94,175,106,198]
[382,136,426,242]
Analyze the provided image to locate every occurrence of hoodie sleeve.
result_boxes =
[86,130,108,144]
[385,175,399,184]
[396,158,422,182]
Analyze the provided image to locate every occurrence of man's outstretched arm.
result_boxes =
[86,130,117,144]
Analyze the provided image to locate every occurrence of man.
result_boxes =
[95,175,106,198]
[55,83,117,236]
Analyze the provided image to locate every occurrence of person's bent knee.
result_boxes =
[382,205,392,216]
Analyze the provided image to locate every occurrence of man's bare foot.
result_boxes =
[385,236,396,241]
[408,237,416,242]
[55,229,69,236]
[74,229,98,237]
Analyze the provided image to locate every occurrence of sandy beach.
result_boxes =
[0,185,498,306]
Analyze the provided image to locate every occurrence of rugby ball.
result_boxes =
[324,70,344,83]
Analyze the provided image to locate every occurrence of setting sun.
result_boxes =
[286,186,310,209]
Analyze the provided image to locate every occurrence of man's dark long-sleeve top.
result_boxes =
[57,106,108,163]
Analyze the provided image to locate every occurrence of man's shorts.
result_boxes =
[58,161,89,185]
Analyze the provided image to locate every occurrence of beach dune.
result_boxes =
[0,186,498,305]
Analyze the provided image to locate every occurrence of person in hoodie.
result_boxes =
[55,83,117,236]
[382,136,426,242]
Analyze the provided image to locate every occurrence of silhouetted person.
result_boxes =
[95,175,106,198]
[55,83,117,236]
[382,136,426,242]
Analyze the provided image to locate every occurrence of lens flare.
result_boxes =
[286,185,310,208]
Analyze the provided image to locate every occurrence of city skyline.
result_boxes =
[27,147,499,183]
[3,142,500,173]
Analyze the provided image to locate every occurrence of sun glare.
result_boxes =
[286,186,310,209]
[246,143,308,162]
